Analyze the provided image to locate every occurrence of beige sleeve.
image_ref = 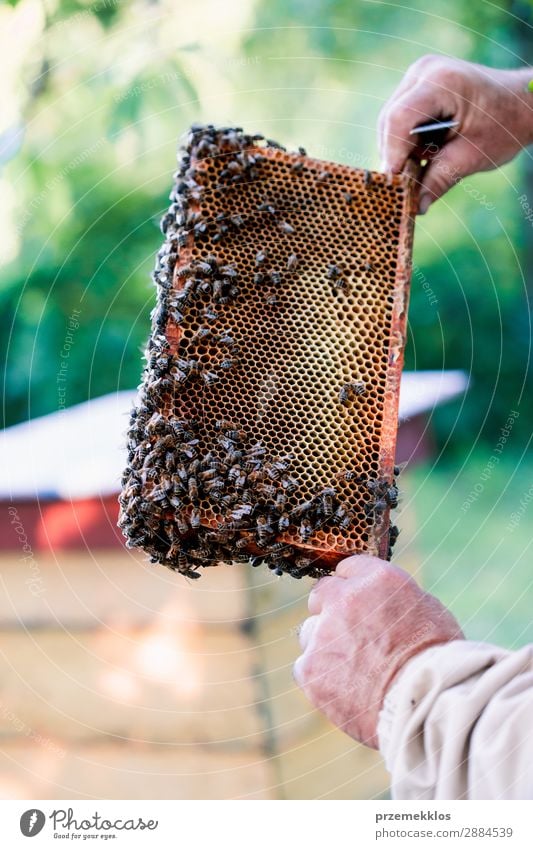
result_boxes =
[377,640,533,799]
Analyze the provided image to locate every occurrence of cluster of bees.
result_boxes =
[119,123,400,579]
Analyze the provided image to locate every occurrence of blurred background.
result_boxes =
[1,0,533,800]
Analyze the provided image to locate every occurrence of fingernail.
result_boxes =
[418,194,431,215]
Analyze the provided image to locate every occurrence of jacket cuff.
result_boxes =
[376,641,461,754]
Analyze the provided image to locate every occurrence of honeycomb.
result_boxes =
[119,125,418,579]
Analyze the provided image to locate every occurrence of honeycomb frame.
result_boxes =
[119,126,418,579]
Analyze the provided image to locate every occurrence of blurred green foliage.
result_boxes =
[403,454,533,648]
[2,0,532,458]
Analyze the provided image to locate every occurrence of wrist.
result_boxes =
[364,629,464,750]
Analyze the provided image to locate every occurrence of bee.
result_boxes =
[212,278,225,302]
[320,487,336,518]
[291,161,304,173]
[338,385,351,406]
[299,517,313,542]
[219,357,240,371]
[246,443,267,459]
[333,502,349,522]
[298,146,307,156]
[226,160,242,175]
[196,280,213,295]
[254,272,266,286]
[286,254,299,271]
[374,498,387,516]
[160,212,174,234]
[389,524,400,547]
[204,478,224,494]
[225,447,244,465]
[258,202,277,215]
[279,221,295,235]
[202,371,219,386]
[265,293,278,306]
[266,139,286,150]
[191,326,213,344]
[188,476,199,502]
[385,484,399,509]
[235,535,253,550]
[256,515,274,548]
[342,191,353,204]
[363,169,372,186]
[188,546,214,562]
[219,264,238,279]
[232,504,253,522]
[211,492,236,510]
[146,413,166,434]
[291,500,313,520]
[337,469,359,482]
[190,507,201,529]
[257,482,277,500]
[176,263,195,280]
[204,305,218,322]
[250,555,264,568]
[183,568,202,580]
[256,250,268,266]
[234,472,248,491]
[317,170,332,182]
[278,512,290,532]
[340,510,355,530]
[195,259,214,276]
[217,333,236,349]
[364,261,374,272]
[215,419,237,431]
[275,491,287,510]
[339,381,366,405]
[176,513,189,534]
[266,458,291,480]
[270,271,282,286]
[225,429,246,443]
[189,458,201,475]
[170,419,193,438]
[327,264,343,280]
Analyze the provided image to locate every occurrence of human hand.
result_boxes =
[293,555,463,748]
[378,55,533,213]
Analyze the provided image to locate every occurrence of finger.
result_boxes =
[377,72,426,159]
[417,137,468,212]
[380,83,457,173]
[334,553,386,580]
[292,652,308,687]
[308,575,344,615]
[297,615,319,651]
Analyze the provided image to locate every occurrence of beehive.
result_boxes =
[119,125,418,579]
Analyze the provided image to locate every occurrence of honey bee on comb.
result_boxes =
[118,124,418,579]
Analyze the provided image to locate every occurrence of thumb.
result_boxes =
[418,138,466,213]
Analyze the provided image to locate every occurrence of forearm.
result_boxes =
[378,640,533,799]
